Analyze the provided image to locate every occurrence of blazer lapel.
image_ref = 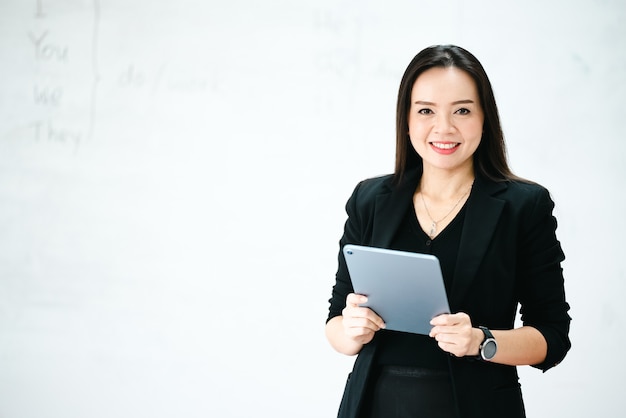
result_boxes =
[370,170,420,248]
[449,176,507,308]
[365,170,507,309]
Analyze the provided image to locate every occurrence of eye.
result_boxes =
[455,108,470,115]
[418,108,433,115]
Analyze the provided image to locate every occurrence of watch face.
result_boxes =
[482,339,497,360]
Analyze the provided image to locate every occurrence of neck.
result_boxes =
[419,165,475,199]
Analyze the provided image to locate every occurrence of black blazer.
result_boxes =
[328,169,571,418]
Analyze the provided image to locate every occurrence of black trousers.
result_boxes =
[361,366,458,418]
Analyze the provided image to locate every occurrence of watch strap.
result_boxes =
[479,325,494,340]
[478,326,497,361]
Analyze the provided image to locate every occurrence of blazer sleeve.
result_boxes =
[516,186,571,372]
[327,180,368,322]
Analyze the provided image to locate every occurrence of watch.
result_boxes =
[478,326,497,361]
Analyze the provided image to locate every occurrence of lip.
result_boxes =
[430,142,460,155]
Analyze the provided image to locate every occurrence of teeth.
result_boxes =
[432,142,458,149]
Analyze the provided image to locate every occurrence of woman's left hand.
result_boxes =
[429,312,481,357]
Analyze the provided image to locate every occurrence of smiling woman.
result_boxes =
[325,45,571,418]
[408,67,484,236]
[408,67,484,174]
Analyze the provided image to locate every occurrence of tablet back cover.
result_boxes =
[343,244,450,335]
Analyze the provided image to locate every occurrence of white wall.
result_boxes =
[0,1,624,417]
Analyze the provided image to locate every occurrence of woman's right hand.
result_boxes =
[341,293,386,345]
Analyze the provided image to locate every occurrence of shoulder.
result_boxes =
[344,173,396,220]
[473,173,551,203]
[495,179,554,206]
[502,179,549,195]
[487,179,557,224]
[352,173,394,198]
[350,168,420,201]
[346,169,420,209]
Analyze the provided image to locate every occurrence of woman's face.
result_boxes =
[408,66,484,174]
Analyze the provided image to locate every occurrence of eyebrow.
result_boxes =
[414,99,475,105]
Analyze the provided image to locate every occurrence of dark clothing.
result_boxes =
[363,366,457,418]
[361,201,466,415]
[327,169,571,418]
[374,202,464,368]
[392,195,465,289]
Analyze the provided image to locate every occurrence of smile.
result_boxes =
[430,142,460,150]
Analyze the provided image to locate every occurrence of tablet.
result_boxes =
[343,244,450,335]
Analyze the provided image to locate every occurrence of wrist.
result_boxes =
[477,326,498,361]
[470,327,483,356]
[466,326,498,361]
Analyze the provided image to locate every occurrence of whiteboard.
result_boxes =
[1,1,625,417]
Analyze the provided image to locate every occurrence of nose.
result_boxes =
[434,113,455,135]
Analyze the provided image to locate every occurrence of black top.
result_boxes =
[328,170,570,418]
[373,201,466,369]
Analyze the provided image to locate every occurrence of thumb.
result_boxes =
[346,293,367,307]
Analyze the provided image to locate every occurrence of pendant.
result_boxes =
[429,221,437,238]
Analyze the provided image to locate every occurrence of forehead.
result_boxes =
[411,67,479,100]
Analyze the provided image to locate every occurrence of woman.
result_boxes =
[325,45,571,418]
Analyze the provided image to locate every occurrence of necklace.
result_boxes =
[419,183,473,239]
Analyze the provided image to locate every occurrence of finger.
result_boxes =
[357,306,385,329]
[345,327,376,344]
[342,311,386,335]
[343,317,384,339]
[430,312,471,327]
[436,341,465,358]
[353,307,386,330]
[432,330,460,344]
[433,330,464,348]
[344,294,385,329]
[346,293,368,307]
[430,313,452,327]
[431,325,475,357]
[342,305,370,320]
[448,312,471,324]
[344,316,382,331]
[367,311,386,330]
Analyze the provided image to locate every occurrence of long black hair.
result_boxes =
[394,45,522,184]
